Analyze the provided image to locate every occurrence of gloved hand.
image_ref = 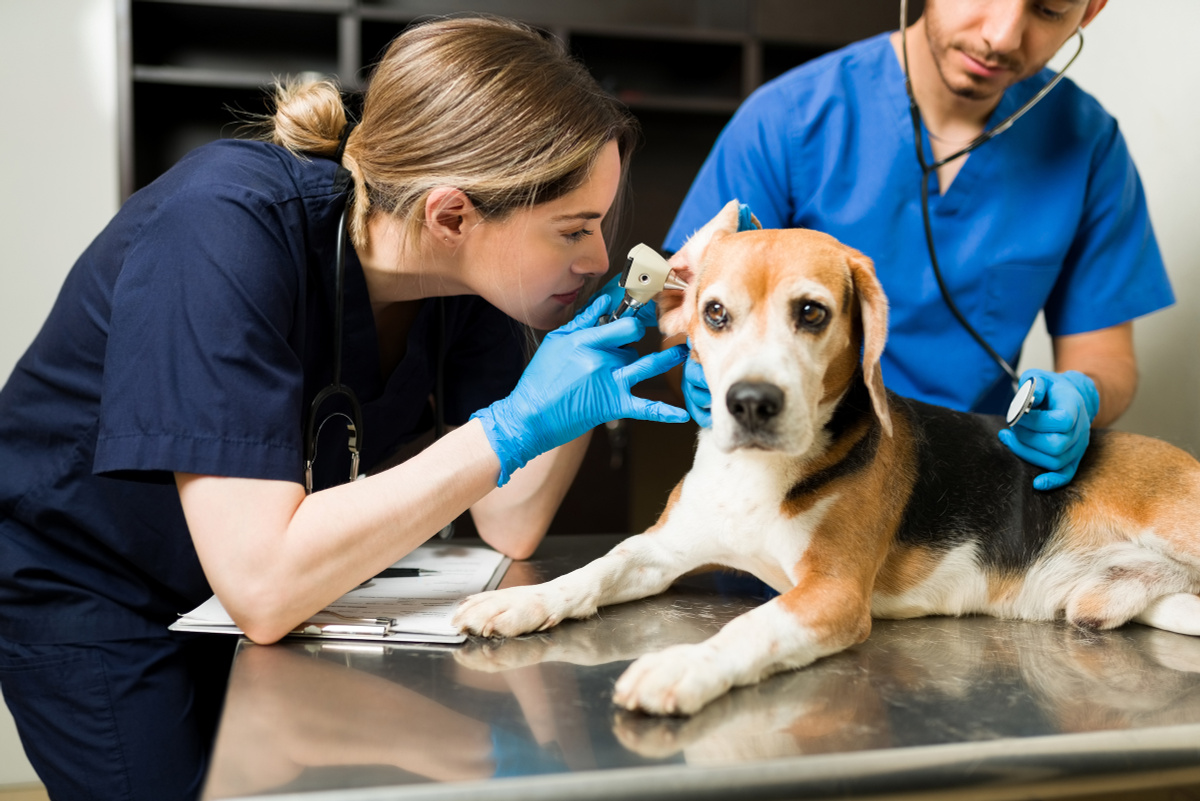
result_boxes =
[473,294,689,485]
[675,202,757,430]
[590,271,658,327]
[997,368,1100,491]
[682,339,712,428]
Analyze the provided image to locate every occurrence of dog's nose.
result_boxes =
[726,381,784,431]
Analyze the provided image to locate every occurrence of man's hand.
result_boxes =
[998,368,1099,491]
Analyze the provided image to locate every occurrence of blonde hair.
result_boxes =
[261,16,638,251]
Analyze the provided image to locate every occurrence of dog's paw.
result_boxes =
[452,585,573,639]
[611,709,692,758]
[453,635,552,672]
[613,643,732,716]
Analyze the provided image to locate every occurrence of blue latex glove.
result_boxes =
[678,202,757,429]
[736,202,756,232]
[490,726,567,777]
[997,368,1100,491]
[591,271,658,326]
[473,294,689,485]
[682,338,712,428]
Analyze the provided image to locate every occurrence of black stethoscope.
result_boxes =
[898,0,1083,423]
[304,123,455,537]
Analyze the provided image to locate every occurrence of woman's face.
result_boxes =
[461,140,621,331]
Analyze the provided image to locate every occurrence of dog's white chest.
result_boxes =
[665,435,824,592]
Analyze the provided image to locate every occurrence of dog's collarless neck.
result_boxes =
[825,369,876,439]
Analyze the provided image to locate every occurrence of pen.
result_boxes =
[374,567,437,578]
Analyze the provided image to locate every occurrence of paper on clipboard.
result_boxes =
[170,543,510,644]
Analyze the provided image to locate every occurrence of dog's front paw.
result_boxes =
[611,709,692,758]
[453,634,553,672]
[613,643,732,716]
[452,585,574,639]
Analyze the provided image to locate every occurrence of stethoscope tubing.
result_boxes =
[305,129,455,536]
[304,197,364,494]
[898,0,1083,399]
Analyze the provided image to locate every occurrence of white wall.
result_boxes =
[0,0,119,378]
[0,0,119,785]
[1020,0,1200,453]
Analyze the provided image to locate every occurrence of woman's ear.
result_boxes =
[425,187,475,245]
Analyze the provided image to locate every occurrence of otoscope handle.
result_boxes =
[599,297,642,325]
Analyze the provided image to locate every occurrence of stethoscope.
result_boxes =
[898,0,1084,425]
[305,123,454,538]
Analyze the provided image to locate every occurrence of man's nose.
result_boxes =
[979,0,1026,55]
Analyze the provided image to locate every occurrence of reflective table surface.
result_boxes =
[203,535,1200,801]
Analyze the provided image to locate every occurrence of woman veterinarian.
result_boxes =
[0,16,687,801]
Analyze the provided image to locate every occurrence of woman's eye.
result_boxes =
[704,300,729,330]
[564,228,594,243]
[794,300,828,331]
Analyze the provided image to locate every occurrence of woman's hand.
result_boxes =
[473,294,689,485]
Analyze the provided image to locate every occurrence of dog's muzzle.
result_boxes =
[727,381,784,438]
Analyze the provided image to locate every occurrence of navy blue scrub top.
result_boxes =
[0,140,527,644]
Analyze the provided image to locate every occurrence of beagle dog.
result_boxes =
[454,201,1200,716]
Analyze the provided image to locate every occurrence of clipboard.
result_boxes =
[170,543,510,644]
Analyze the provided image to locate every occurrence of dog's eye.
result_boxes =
[793,300,829,332]
[703,300,729,330]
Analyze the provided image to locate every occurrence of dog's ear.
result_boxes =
[847,251,892,438]
[657,200,746,339]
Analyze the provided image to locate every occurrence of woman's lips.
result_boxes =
[552,287,582,305]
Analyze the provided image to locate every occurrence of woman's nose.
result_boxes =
[573,233,609,277]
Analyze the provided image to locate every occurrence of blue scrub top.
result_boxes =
[0,140,527,643]
[664,33,1173,414]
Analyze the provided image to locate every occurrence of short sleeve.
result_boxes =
[663,83,797,252]
[94,183,307,483]
[1042,120,1173,336]
[441,299,528,425]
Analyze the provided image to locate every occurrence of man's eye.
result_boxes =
[704,300,729,330]
[793,300,829,331]
[1034,3,1068,21]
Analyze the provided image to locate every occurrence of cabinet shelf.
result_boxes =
[132,64,332,89]
[615,95,742,115]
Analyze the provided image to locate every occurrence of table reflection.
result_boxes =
[203,540,1200,799]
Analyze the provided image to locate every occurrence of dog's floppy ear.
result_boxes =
[847,251,892,438]
[658,200,751,339]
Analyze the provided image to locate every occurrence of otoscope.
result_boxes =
[598,243,688,325]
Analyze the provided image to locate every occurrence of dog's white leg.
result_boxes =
[613,590,870,716]
[1133,593,1200,636]
[453,530,709,639]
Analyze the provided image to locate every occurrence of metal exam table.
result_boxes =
[202,535,1200,801]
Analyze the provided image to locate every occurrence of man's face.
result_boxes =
[923,0,1100,102]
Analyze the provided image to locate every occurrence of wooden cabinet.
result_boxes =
[118,0,917,533]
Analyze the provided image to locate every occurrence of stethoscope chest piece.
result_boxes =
[1006,377,1037,427]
